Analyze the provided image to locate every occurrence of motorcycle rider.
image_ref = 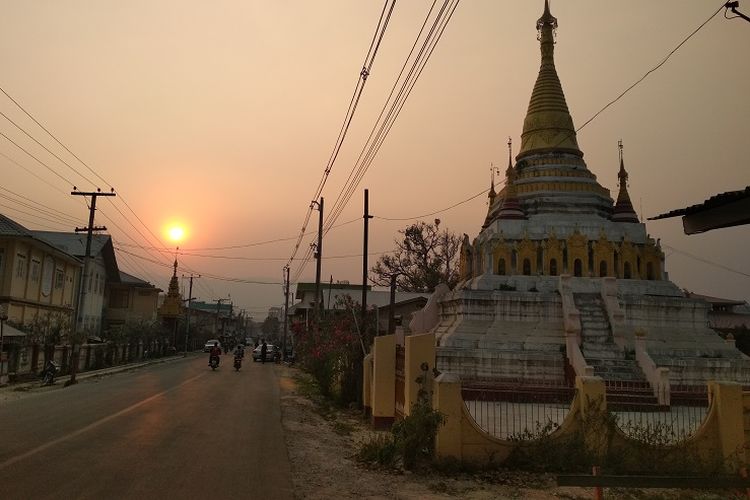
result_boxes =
[233,344,244,370]
[208,342,222,367]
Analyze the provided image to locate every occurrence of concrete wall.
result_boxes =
[371,334,396,428]
[432,374,749,472]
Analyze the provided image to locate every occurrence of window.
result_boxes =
[0,248,5,274]
[646,262,655,280]
[55,269,64,290]
[15,254,26,279]
[30,259,40,282]
[599,261,607,277]
[573,259,583,277]
[522,259,531,276]
[498,258,506,276]
[624,262,632,279]
[549,258,558,276]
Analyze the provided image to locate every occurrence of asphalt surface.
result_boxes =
[0,354,294,500]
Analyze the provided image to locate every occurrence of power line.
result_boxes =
[290,0,461,284]
[0,186,80,224]
[116,247,282,285]
[324,0,461,232]
[0,130,75,186]
[0,85,112,189]
[662,243,750,279]
[574,2,726,137]
[0,151,73,197]
[113,217,361,252]
[374,186,491,221]
[0,109,98,188]
[286,0,397,269]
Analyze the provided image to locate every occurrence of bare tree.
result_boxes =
[371,219,461,292]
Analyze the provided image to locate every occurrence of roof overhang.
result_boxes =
[649,187,750,235]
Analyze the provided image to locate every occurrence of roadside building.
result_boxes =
[104,270,161,331]
[33,231,120,336]
[0,214,82,382]
[292,281,430,333]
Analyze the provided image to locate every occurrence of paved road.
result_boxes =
[0,355,293,500]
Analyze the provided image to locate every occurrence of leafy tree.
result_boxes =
[370,219,461,292]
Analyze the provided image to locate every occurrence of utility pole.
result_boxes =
[215,298,226,340]
[313,197,324,322]
[282,265,290,360]
[388,273,398,335]
[67,188,116,386]
[183,274,199,356]
[361,189,373,334]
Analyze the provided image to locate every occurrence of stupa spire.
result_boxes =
[488,163,497,201]
[517,1,582,160]
[612,140,639,223]
[498,137,525,220]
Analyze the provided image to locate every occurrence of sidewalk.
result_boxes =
[0,352,201,400]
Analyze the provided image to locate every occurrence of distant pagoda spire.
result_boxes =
[167,257,180,297]
[612,140,639,223]
[517,0,582,160]
[498,137,525,220]
[488,163,497,201]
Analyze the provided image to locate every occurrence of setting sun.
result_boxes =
[167,226,186,243]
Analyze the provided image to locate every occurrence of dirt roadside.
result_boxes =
[278,365,738,500]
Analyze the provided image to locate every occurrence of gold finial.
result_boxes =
[518,1,581,160]
[489,163,497,199]
[618,140,628,187]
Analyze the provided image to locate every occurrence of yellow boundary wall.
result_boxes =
[365,333,749,471]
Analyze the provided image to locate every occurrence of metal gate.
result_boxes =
[395,345,405,418]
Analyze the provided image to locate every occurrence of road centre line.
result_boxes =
[0,371,208,471]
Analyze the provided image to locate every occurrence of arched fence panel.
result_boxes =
[463,380,576,440]
[609,383,710,445]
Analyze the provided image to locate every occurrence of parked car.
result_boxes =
[252,344,278,362]
[203,340,221,353]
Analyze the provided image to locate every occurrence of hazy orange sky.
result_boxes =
[1,1,748,317]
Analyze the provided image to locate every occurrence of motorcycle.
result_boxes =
[209,355,219,371]
[233,355,242,372]
[40,360,59,386]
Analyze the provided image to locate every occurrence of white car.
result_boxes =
[203,340,221,353]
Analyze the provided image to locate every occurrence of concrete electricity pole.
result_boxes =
[361,189,372,333]
[68,188,116,386]
[183,274,199,355]
[312,197,324,322]
[282,265,290,359]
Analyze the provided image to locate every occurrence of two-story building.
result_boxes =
[0,214,82,381]
[104,271,161,332]
[33,232,120,335]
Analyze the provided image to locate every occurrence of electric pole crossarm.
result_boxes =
[66,189,116,386]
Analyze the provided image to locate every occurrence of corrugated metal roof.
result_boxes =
[650,186,750,220]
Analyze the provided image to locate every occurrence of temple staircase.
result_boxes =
[574,293,661,410]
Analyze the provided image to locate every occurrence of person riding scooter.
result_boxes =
[40,359,59,386]
[208,342,222,368]
[233,344,244,371]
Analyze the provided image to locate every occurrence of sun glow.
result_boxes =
[167,225,186,243]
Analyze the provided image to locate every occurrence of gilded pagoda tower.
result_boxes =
[437,1,750,391]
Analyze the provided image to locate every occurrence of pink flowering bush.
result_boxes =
[292,295,371,403]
